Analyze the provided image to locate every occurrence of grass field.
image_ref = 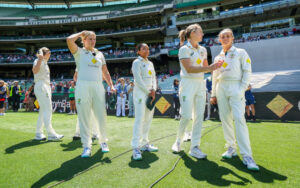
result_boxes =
[0,111,299,188]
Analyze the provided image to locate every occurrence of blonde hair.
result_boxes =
[178,24,202,46]
[81,31,96,44]
[218,28,234,38]
[37,47,50,57]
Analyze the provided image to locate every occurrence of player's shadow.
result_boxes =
[60,139,98,152]
[221,156,287,183]
[31,150,111,188]
[182,153,251,186]
[128,152,159,169]
[5,139,49,154]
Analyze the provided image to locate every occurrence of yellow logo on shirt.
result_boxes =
[246,58,251,64]
[222,62,228,68]
[148,70,152,75]
[91,58,97,64]
[196,58,202,65]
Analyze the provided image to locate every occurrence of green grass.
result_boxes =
[0,112,299,188]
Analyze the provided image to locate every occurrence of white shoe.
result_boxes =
[189,146,207,159]
[243,155,259,171]
[48,134,64,141]
[174,115,177,120]
[172,140,182,153]
[81,147,91,158]
[183,131,191,142]
[101,142,109,153]
[34,133,46,141]
[205,117,210,121]
[140,144,158,152]
[132,148,142,160]
[222,146,237,159]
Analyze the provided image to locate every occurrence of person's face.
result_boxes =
[121,80,125,85]
[83,34,96,49]
[44,51,51,60]
[138,44,149,58]
[191,27,204,42]
[175,80,179,85]
[219,32,234,47]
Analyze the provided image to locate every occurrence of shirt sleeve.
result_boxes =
[203,47,208,60]
[178,46,190,60]
[240,49,252,91]
[99,52,106,65]
[33,59,38,67]
[132,59,149,94]
[151,62,157,90]
[73,47,83,65]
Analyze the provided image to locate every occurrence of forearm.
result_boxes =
[32,59,42,74]
[66,32,82,43]
[186,65,212,73]
[103,71,113,88]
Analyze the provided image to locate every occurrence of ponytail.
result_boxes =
[178,30,186,47]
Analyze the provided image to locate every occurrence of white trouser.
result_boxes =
[206,91,211,118]
[116,94,126,116]
[131,87,154,149]
[128,95,134,116]
[75,80,107,149]
[34,81,58,137]
[216,80,252,157]
[74,112,100,138]
[177,78,206,149]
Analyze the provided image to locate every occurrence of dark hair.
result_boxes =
[136,43,147,54]
[173,79,179,86]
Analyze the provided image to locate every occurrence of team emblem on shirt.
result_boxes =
[182,96,186,102]
[148,70,152,75]
[196,58,202,65]
[138,98,142,104]
[230,53,235,59]
[200,51,204,56]
[190,52,194,56]
[77,98,81,104]
[91,58,97,64]
[246,58,251,64]
[222,62,228,68]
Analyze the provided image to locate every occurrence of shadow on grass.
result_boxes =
[128,152,159,169]
[31,150,111,188]
[60,139,98,152]
[221,156,287,183]
[182,153,251,186]
[5,140,49,154]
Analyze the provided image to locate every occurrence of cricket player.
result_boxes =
[32,47,64,141]
[210,28,259,171]
[131,43,158,160]
[116,78,127,117]
[67,31,115,158]
[172,24,222,159]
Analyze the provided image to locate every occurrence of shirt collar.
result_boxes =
[221,46,236,54]
[138,56,149,63]
[187,41,200,50]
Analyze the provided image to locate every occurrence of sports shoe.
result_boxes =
[48,134,64,141]
[92,134,99,140]
[222,146,237,159]
[72,135,81,141]
[243,155,259,171]
[189,146,207,159]
[34,133,46,141]
[172,140,182,153]
[101,142,109,153]
[140,144,158,152]
[81,147,91,158]
[205,117,210,121]
[183,131,191,142]
[132,148,142,160]
[68,111,73,115]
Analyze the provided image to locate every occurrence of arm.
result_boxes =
[181,58,220,73]
[131,60,149,95]
[32,55,44,74]
[66,31,84,54]
[240,50,252,92]
[102,64,115,92]
[73,71,78,82]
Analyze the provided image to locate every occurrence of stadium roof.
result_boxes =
[0,0,147,8]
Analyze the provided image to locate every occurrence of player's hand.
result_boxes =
[149,89,156,102]
[37,53,44,60]
[209,60,223,71]
[210,97,217,105]
[110,86,116,93]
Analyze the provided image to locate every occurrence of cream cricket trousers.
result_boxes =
[74,112,100,138]
[177,78,206,149]
[75,80,107,149]
[131,87,155,149]
[216,80,252,157]
[34,81,58,137]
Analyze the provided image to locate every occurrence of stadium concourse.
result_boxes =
[0,0,300,187]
